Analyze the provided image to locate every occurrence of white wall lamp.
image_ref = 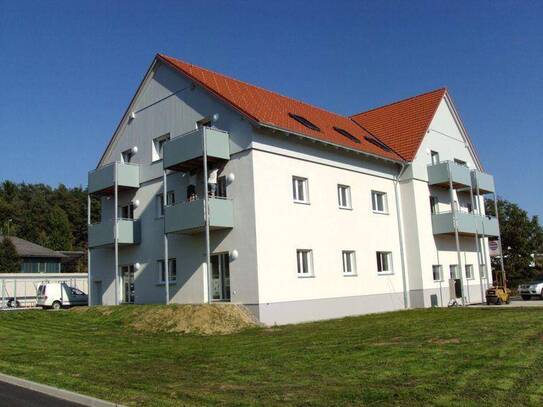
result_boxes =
[131,146,138,155]
[230,249,239,262]
[134,262,141,271]
[212,113,220,123]
[226,173,235,184]
[129,111,136,120]
[132,199,140,208]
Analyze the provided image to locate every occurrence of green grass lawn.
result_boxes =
[0,307,542,406]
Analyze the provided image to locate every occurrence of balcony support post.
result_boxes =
[475,179,490,295]
[87,194,92,306]
[470,184,485,303]
[493,192,507,289]
[163,170,170,304]
[114,163,119,305]
[448,165,466,305]
[203,128,212,303]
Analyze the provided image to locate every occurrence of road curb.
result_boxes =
[0,372,124,407]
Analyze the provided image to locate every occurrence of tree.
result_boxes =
[486,198,543,284]
[0,237,21,273]
[45,205,74,251]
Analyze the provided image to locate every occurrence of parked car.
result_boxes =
[518,280,543,300]
[36,283,88,310]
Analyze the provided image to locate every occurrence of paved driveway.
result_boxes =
[0,381,83,407]
[470,297,543,308]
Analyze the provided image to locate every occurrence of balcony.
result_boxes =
[88,162,140,196]
[431,212,499,237]
[427,161,472,189]
[164,198,234,234]
[163,127,230,172]
[88,219,141,248]
[471,170,495,194]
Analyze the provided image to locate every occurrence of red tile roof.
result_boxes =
[350,88,446,161]
[157,54,404,162]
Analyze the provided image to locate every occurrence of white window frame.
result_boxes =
[337,185,352,209]
[296,249,314,277]
[157,258,177,284]
[292,176,309,204]
[156,194,165,218]
[465,264,474,280]
[449,265,459,279]
[432,265,443,282]
[371,191,388,214]
[152,133,170,162]
[342,250,357,276]
[121,148,134,163]
[376,251,393,275]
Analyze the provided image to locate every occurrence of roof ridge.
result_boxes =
[349,87,447,118]
[158,53,349,120]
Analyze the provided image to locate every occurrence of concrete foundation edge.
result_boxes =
[0,372,124,407]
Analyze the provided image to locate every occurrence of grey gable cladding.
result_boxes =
[0,236,65,259]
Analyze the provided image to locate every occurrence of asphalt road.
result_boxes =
[0,381,83,407]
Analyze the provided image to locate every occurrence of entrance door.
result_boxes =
[449,265,462,299]
[121,265,135,304]
[210,253,230,301]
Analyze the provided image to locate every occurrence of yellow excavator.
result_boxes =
[485,266,511,305]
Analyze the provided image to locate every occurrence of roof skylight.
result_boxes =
[288,113,321,132]
[364,136,392,152]
[333,127,360,144]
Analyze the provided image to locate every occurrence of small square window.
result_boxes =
[118,204,135,220]
[337,185,352,209]
[432,265,443,282]
[152,134,170,162]
[465,264,474,280]
[342,251,357,275]
[158,259,177,283]
[296,249,314,277]
[376,252,393,274]
[292,176,309,204]
[371,191,388,214]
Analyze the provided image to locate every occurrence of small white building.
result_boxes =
[87,54,501,325]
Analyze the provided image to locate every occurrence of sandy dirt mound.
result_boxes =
[129,304,259,335]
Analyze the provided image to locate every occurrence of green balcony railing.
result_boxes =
[164,198,234,234]
[427,161,472,189]
[431,212,499,237]
[88,162,140,195]
[163,127,230,171]
[471,170,495,194]
[88,219,141,248]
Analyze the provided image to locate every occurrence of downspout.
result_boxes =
[394,162,409,309]
[114,163,119,305]
[87,194,92,306]
[163,170,170,304]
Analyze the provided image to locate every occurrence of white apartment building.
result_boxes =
[87,54,502,325]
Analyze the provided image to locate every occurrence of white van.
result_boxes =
[36,283,88,310]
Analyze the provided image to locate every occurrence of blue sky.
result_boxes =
[0,1,541,218]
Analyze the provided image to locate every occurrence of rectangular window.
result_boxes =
[152,133,170,162]
[292,176,309,204]
[156,192,175,217]
[371,191,388,214]
[217,176,227,198]
[432,265,443,282]
[430,150,440,165]
[118,204,135,220]
[337,185,352,209]
[480,264,487,279]
[430,196,438,215]
[121,148,134,163]
[449,265,459,279]
[376,251,393,274]
[158,259,177,283]
[465,264,474,280]
[296,249,314,277]
[342,251,357,275]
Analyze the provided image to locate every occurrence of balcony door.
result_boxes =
[121,265,135,304]
[211,253,230,302]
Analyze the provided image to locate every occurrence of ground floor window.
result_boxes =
[211,253,230,301]
[432,265,443,282]
[342,250,357,275]
[376,251,393,274]
[120,265,135,304]
[449,265,459,280]
[465,264,474,280]
[296,249,314,277]
[158,259,177,283]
